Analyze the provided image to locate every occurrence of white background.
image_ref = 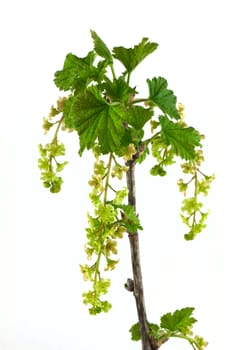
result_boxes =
[0,1,230,349]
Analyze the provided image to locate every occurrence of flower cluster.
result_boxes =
[38,97,71,193]
[38,142,68,193]
[178,150,215,240]
[150,136,176,177]
[42,96,72,134]
[80,151,131,314]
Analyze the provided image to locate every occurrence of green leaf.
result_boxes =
[113,38,158,73]
[63,95,75,128]
[129,323,141,341]
[120,127,144,147]
[68,86,126,154]
[91,30,112,62]
[54,51,106,92]
[127,105,153,130]
[103,76,135,103]
[112,203,143,233]
[148,323,167,341]
[148,323,160,337]
[159,116,201,160]
[137,146,149,164]
[54,52,92,91]
[160,307,197,333]
[147,77,180,119]
[114,126,144,157]
[54,53,79,90]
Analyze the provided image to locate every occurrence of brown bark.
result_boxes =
[126,157,159,350]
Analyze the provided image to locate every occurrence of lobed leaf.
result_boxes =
[129,323,141,341]
[159,116,201,160]
[68,86,127,154]
[113,38,158,73]
[147,77,180,119]
[91,30,112,62]
[127,105,153,130]
[103,76,135,103]
[160,307,197,333]
[54,51,106,92]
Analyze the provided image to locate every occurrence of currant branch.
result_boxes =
[38,31,214,350]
